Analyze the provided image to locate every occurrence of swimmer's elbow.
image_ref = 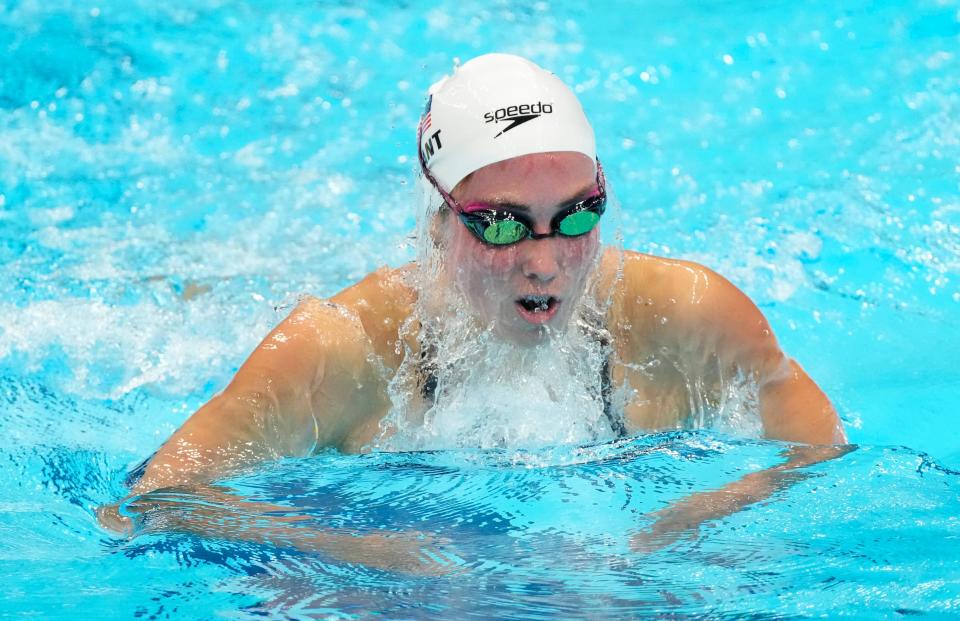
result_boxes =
[759,358,845,445]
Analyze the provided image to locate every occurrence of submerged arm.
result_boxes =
[111,483,456,574]
[631,443,855,552]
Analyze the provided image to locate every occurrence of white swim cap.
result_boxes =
[418,53,596,191]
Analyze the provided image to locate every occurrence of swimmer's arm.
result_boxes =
[128,297,386,497]
[629,255,845,445]
[617,256,852,550]
[687,265,845,444]
[109,483,454,575]
[631,443,855,553]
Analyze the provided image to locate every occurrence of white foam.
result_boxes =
[0,297,274,399]
[378,329,615,451]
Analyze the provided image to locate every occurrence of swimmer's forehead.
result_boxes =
[462,184,600,213]
[453,152,599,209]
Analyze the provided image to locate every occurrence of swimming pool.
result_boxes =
[2,0,959,617]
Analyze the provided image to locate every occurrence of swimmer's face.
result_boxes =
[443,152,601,343]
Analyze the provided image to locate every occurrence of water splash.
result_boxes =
[371,164,625,451]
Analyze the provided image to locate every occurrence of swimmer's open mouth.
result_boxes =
[516,295,558,313]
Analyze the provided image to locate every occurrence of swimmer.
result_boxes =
[100,54,847,554]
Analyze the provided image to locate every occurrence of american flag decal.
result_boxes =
[419,94,433,137]
[418,93,443,163]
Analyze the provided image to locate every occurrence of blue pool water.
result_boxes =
[2,0,959,617]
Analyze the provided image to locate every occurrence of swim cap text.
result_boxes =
[483,102,554,124]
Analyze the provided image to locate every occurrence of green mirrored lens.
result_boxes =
[483,219,528,245]
[558,210,600,236]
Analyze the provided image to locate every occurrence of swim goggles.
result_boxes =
[420,155,607,247]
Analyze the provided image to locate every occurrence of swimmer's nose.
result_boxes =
[520,236,560,282]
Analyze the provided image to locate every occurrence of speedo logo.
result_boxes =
[483,101,554,138]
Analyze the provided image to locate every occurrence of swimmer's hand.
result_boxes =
[97,486,461,576]
[630,444,855,554]
[96,501,133,536]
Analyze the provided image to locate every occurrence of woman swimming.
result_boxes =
[100,54,847,548]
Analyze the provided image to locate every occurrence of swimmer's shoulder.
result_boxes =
[600,248,713,292]
[600,248,709,318]
[326,263,416,308]
[297,264,416,367]
[601,248,744,311]
[601,249,774,353]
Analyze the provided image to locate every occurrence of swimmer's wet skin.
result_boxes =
[100,53,848,568]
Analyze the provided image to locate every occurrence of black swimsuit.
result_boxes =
[419,348,627,439]
[600,357,627,437]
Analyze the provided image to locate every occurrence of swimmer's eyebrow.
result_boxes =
[481,200,531,213]
[473,182,599,212]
